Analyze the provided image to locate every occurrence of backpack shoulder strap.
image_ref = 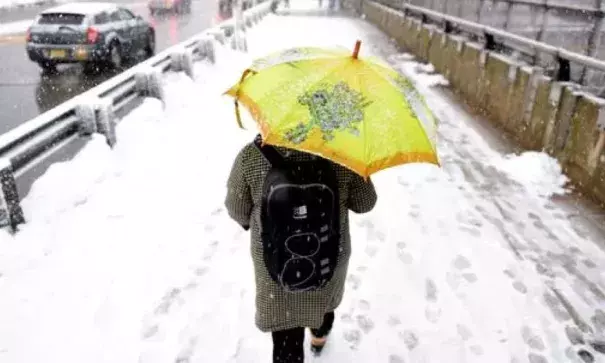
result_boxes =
[253,135,285,167]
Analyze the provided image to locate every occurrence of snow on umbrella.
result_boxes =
[224,40,440,178]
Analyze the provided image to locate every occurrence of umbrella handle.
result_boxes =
[234,68,257,129]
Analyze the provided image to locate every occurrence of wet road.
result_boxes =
[0,0,221,136]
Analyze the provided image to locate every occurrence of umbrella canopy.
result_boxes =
[225,40,439,178]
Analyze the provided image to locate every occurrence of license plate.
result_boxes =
[49,49,66,59]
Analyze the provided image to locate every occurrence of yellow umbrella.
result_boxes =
[225,40,439,178]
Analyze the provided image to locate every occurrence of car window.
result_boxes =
[109,10,122,22]
[94,12,110,24]
[117,8,135,20]
[37,13,85,25]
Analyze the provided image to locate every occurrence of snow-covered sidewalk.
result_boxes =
[1,2,605,362]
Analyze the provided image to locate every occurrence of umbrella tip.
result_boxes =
[352,40,361,59]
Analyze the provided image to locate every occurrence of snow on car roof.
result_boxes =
[40,2,118,15]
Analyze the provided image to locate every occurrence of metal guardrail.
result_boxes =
[407,0,605,59]
[376,1,605,86]
[0,1,274,232]
[377,0,605,87]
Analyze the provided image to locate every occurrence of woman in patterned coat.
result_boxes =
[225,136,377,362]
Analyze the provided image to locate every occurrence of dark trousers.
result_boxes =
[271,312,335,363]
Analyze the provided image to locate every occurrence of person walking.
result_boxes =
[225,134,377,362]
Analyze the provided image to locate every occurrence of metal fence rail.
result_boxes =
[370,0,605,95]
[373,0,605,90]
[0,1,273,232]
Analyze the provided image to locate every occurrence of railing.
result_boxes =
[370,0,605,95]
[0,1,274,232]
[374,0,605,91]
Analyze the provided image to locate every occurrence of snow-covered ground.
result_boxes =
[1,1,605,362]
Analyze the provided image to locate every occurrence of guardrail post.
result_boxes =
[502,0,513,30]
[587,108,605,172]
[476,0,484,23]
[171,47,195,79]
[443,20,453,34]
[76,103,97,136]
[135,66,165,105]
[0,159,24,232]
[580,0,605,84]
[536,0,549,43]
[96,98,117,148]
[196,37,216,64]
[484,32,496,51]
[555,56,571,82]
[208,29,226,45]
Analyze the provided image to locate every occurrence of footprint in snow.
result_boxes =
[512,280,528,294]
[358,299,371,311]
[424,278,442,323]
[356,315,375,334]
[142,323,159,339]
[470,345,484,356]
[365,245,378,258]
[457,323,473,341]
[399,330,419,351]
[174,336,198,363]
[424,305,442,323]
[425,278,438,302]
[522,325,546,351]
[356,265,368,273]
[343,329,362,349]
[452,255,472,270]
[210,207,223,216]
[397,241,414,265]
[202,240,219,261]
[347,274,362,290]
[387,315,402,327]
[462,272,478,283]
[528,353,549,363]
[582,259,597,269]
[154,287,183,315]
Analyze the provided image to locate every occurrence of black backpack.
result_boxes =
[253,136,341,293]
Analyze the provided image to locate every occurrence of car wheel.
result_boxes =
[107,42,122,69]
[83,62,100,74]
[144,31,155,57]
[38,61,57,73]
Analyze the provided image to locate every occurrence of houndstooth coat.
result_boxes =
[225,140,377,333]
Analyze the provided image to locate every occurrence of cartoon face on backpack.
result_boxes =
[254,136,341,292]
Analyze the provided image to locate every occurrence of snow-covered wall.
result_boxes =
[359,0,605,207]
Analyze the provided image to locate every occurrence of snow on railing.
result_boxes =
[0,0,275,232]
